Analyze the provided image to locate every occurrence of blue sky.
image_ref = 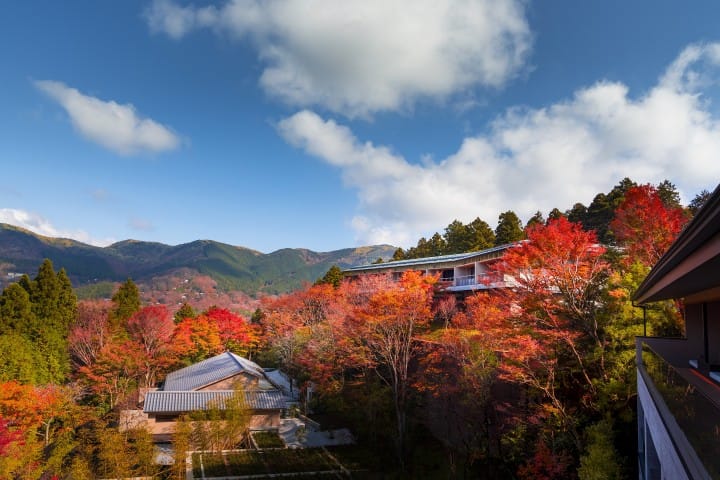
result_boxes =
[2,1,720,252]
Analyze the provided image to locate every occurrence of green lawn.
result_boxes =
[252,430,286,448]
[191,447,361,478]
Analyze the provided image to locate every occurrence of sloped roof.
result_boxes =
[163,352,266,391]
[634,183,720,304]
[144,389,286,413]
[343,244,514,274]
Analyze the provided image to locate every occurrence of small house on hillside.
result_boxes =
[122,352,286,442]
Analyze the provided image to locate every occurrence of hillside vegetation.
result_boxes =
[0,224,395,295]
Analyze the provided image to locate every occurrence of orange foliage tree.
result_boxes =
[469,218,612,449]
[357,271,436,467]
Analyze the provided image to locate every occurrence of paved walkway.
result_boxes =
[278,418,354,448]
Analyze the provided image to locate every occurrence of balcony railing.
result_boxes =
[641,342,720,479]
[454,274,476,286]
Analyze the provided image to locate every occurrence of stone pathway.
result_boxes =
[278,418,354,448]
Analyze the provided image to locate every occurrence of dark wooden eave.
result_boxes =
[633,183,720,304]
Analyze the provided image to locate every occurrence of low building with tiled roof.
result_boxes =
[121,352,286,442]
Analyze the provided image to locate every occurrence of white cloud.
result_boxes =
[0,209,115,247]
[34,80,180,155]
[279,43,720,246]
[145,0,531,117]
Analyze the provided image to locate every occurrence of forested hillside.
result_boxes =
[0,225,395,295]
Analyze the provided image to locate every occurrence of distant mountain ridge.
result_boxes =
[0,223,395,295]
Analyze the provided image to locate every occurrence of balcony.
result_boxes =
[637,339,720,479]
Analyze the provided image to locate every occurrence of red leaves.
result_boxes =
[205,307,260,354]
[610,184,687,266]
[127,305,174,358]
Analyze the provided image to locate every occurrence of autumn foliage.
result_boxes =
[610,184,688,266]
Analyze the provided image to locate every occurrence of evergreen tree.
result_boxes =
[656,179,681,209]
[566,203,588,225]
[583,178,636,243]
[547,208,565,222]
[689,189,712,216]
[174,303,197,324]
[428,232,447,256]
[111,278,141,328]
[444,220,472,253]
[525,211,545,230]
[467,217,495,250]
[31,259,60,323]
[495,210,524,245]
[315,265,344,288]
[56,269,77,330]
[392,248,406,261]
[372,257,384,264]
[250,308,265,324]
[0,282,34,335]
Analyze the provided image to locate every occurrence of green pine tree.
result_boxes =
[495,211,524,245]
[111,278,141,329]
[315,265,344,288]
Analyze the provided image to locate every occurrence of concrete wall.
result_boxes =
[140,411,281,442]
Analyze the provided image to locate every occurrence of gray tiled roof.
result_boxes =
[343,244,515,273]
[163,352,265,391]
[144,389,286,413]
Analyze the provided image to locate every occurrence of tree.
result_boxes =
[205,307,260,356]
[173,315,223,364]
[0,334,50,384]
[525,211,545,231]
[358,271,435,468]
[610,184,687,267]
[190,385,251,452]
[428,232,447,256]
[69,300,111,369]
[172,415,193,479]
[483,218,611,448]
[584,178,636,243]
[547,208,565,222]
[495,210,524,245]
[566,203,588,225]
[127,305,175,387]
[688,189,712,216]
[578,419,623,480]
[111,278,141,329]
[656,179,682,209]
[0,282,34,335]
[444,220,471,254]
[467,217,496,251]
[392,247,406,261]
[174,302,197,324]
[315,265,344,288]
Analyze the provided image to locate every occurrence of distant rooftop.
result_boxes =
[344,243,515,274]
[163,351,265,391]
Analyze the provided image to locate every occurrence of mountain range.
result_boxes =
[0,223,395,295]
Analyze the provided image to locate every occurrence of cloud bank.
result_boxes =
[34,80,180,155]
[145,0,531,116]
[0,209,115,247]
[279,44,720,246]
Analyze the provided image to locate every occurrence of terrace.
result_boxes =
[636,338,720,479]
